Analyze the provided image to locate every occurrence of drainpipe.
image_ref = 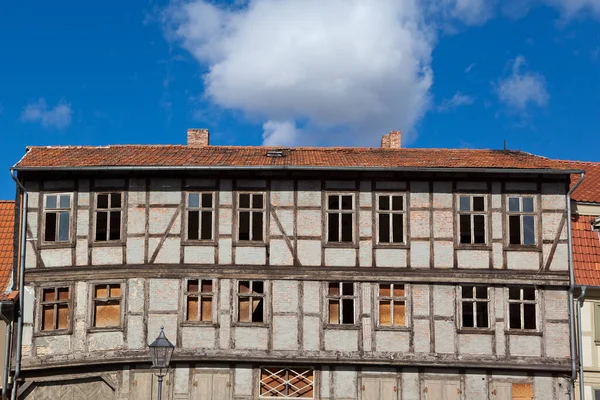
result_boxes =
[576,286,587,400]
[567,172,585,400]
[9,171,27,400]
[0,310,11,400]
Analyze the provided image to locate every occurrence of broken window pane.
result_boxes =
[460,215,471,244]
[95,285,108,298]
[45,212,57,242]
[342,299,354,324]
[239,297,250,321]
[523,215,535,245]
[328,300,339,324]
[328,283,339,296]
[253,281,264,294]
[252,298,264,322]
[239,281,250,294]
[509,215,521,245]
[109,285,121,297]
[188,211,199,240]
[379,214,390,243]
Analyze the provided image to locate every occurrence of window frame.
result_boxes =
[506,195,538,247]
[93,191,124,244]
[184,191,217,245]
[458,285,492,331]
[375,282,409,329]
[41,192,74,245]
[182,278,216,325]
[325,281,357,327]
[235,280,267,325]
[236,191,267,244]
[594,302,600,345]
[88,281,125,332]
[324,192,357,246]
[456,193,488,246]
[35,284,74,336]
[259,366,315,398]
[506,286,538,332]
[374,193,407,247]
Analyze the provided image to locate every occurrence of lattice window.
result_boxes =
[460,286,489,328]
[326,194,355,243]
[187,192,214,241]
[185,279,214,322]
[238,280,265,323]
[95,192,123,241]
[378,283,407,327]
[238,192,265,242]
[376,194,405,244]
[40,287,71,331]
[507,196,536,245]
[92,283,122,328]
[508,287,537,330]
[327,282,355,325]
[458,195,486,244]
[43,193,72,242]
[260,367,314,398]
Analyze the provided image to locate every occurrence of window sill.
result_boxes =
[457,328,495,335]
[504,245,542,252]
[180,322,219,328]
[87,327,124,334]
[324,324,360,330]
[456,244,492,251]
[232,322,270,328]
[33,329,72,337]
[323,242,359,249]
[39,242,75,250]
[374,326,411,332]
[89,241,125,248]
[373,243,409,250]
[504,330,542,336]
[233,241,267,248]
[182,240,218,247]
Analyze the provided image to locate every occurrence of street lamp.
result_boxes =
[149,326,175,400]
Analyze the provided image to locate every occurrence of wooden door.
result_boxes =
[190,372,231,400]
[131,371,171,400]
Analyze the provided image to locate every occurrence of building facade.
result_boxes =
[570,162,600,400]
[11,130,578,399]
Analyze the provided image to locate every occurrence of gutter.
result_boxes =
[567,172,585,400]
[0,307,11,400]
[10,165,585,175]
[9,172,27,400]
[576,286,587,400]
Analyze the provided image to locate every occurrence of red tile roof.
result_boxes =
[573,215,600,287]
[0,201,15,301]
[564,161,600,204]
[14,145,581,172]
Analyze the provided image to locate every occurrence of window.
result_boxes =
[327,282,355,325]
[43,193,72,242]
[377,283,406,327]
[458,195,486,244]
[326,194,354,243]
[508,287,537,330]
[460,286,489,328]
[508,196,536,245]
[376,194,405,244]
[594,303,600,344]
[238,280,265,323]
[260,367,314,398]
[185,279,214,322]
[92,284,122,328]
[95,193,122,241]
[187,192,214,241]
[40,287,70,331]
[238,193,265,242]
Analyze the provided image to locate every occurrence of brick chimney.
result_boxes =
[381,131,401,149]
[187,128,209,147]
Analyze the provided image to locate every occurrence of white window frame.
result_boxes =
[236,280,266,324]
[506,195,537,246]
[376,283,408,327]
[94,192,123,242]
[507,287,538,331]
[459,286,491,329]
[325,193,356,243]
[184,278,215,323]
[326,282,356,325]
[42,193,73,243]
[236,192,266,242]
[457,194,487,245]
[186,192,216,242]
[375,193,406,245]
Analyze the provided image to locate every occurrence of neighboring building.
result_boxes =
[569,161,600,400]
[0,201,18,398]
[10,129,579,399]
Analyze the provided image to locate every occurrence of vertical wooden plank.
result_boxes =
[380,378,397,400]
[212,374,231,400]
[361,378,379,400]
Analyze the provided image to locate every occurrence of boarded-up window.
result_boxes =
[238,280,265,323]
[458,195,486,244]
[327,282,355,325]
[92,283,122,328]
[507,197,536,245]
[187,192,214,241]
[95,192,123,241]
[508,287,537,330]
[185,279,214,322]
[376,194,405,244]
[511,383,533,400]
[378,283,407,327]
[40,287,71,331]
[43,193,72,242]
[460,286,490,328]
[238,193,265,242]
[326,194,355,243]
[260,367,314,398]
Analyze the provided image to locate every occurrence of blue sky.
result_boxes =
[0,0,599,199]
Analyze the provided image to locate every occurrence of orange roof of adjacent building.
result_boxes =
[573,215,600,287]
[13,145,581,172]
[0,201,16,301]
[566,161,600,204]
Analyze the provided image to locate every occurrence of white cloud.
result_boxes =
[432,0,496,25]
[465,63,476,73]
[163,0,434,146]
[543,0,600,18]
[20,98,72,129]
[495,56,548,111]
[437,92,475,111]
